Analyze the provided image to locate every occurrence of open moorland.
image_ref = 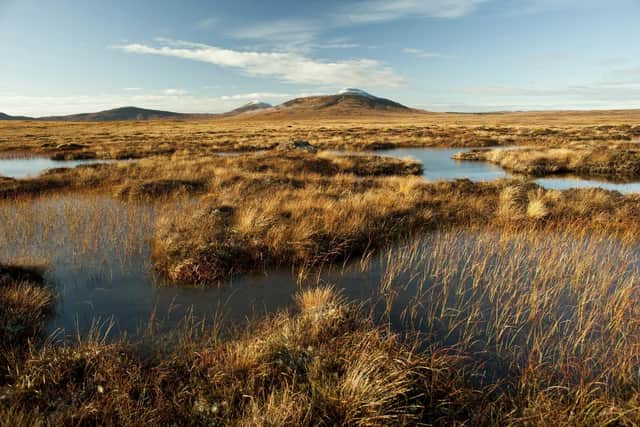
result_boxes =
[3,107,640,425]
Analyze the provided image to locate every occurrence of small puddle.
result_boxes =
[0,157,109,179]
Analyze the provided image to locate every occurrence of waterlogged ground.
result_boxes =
[0,157,109,179]
[2,193,640,344]
[2,149,640,193]
[0,195,381,338]
[378,147,640,193]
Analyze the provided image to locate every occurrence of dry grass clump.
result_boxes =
[492,182,638,223]
[317,152,423,176]
[456,144,640,179]
[153,178,433,284]
[0,262,53,382]
[0,263,52,347]
[0,150,422,200]
[151,171,640,285]
[1,287,469,426]
[375,226,640,425]
[115,178,207,199]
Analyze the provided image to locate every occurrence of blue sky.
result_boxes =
[1,0,639,115]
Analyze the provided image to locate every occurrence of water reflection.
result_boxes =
[0,157,108,179]
[375,147,508,182]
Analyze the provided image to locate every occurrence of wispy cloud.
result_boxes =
[229,19,319,50]
[219,92,291,101]
[340,0,488,23]
[195,16,219,29]
[402,48,456,59]
[0,91,307,117]
[116,39,405,87]
[162,88,187,95]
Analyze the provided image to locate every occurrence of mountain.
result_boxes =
[0,90,420,122]
[281,89,409,112]
[239,89,420,119]
[225,101,273,116]
[0,112,33,120]
[40,106,189,122]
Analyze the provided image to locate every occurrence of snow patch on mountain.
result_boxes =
[338,88,376,99]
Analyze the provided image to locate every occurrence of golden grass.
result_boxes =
[1,111,639,161]
[151,170,640,284]
[152,175,434,284]
[3,115,640,424]
[0,262,53,381]
[0,150,422,199]
[455,143,640,179]
[1,287,460,426]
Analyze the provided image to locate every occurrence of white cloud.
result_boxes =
[162,88,187,96]
[402,48,455,59]
[219,92,291,101]
[116,39,405,87]
[229,19,319,50]
[340,0,488,23]
[0,91,324,117]
[122,87,143,91]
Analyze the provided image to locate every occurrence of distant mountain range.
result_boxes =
[0,89,421,122]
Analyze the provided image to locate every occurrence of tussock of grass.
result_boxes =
[153,178,433,284]
[0,262,53,381]
[115,178,207,199]
[0,150,422,200]
[153,172,640,284]
[1,287,464,426]
[455,144,640,179]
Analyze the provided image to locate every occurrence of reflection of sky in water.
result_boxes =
[0,157,107,179]
[536,176,640,194]
[376,147,507,182]
[378,147,640,193]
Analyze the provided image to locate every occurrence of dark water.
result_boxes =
[0,196,381,339]
[0,157,109,179]
[2,147,640,340]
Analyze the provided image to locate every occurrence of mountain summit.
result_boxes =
[271,89,412,116]
[337,88,377,98]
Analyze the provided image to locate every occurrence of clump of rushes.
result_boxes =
[115,178,207,200]
[0,150,422,200]
[152,178,433,285]
[0,262,53,381]
[454,143,640,179]
[0,263,52,346]
[0,287,470,426]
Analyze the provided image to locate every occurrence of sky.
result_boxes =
[1,0,639,116]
